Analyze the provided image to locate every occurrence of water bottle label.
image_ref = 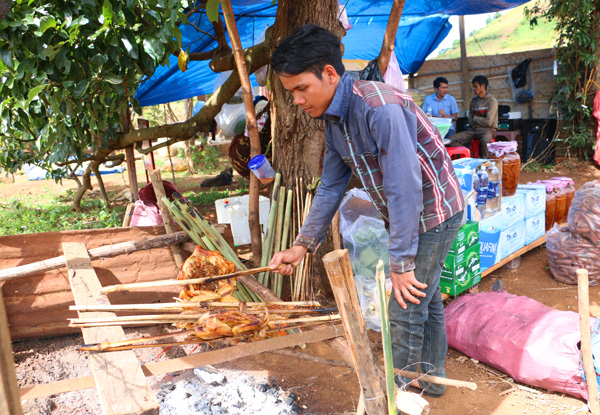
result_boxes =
[477,188,488,205]
[487,182,499,199]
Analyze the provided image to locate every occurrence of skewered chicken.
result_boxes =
[178,247,238,302]
[191,309,269,341]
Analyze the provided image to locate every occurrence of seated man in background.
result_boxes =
[422,77,459,136]
[447,75,498,158]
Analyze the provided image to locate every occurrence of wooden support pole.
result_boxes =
[323,249,387,415]
[63,242,159,415]
[148,169,184,267]
[377,0,406,76]
[577,268,600,415]
[0,232,189,283]
[221,0,262,266]
[459,16,471,114]
[0,290,23,415]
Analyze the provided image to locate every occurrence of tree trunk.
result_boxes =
[270,0,345,298]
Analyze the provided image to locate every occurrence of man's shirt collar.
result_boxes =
[320,72,353,124]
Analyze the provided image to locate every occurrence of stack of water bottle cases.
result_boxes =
[440,157,548,295]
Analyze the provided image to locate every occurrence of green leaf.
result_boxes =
[121,36,138,59]
[102,0,114,24]
[27,84,46,102]
[103,73,122,84]
[0,48,13,70]
[40,16,57,33]
[206,0,220,23]
[73,80,89,97]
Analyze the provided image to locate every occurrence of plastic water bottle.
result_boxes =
[486,162,500,213]
[475,165,488,219]
[426,105,432,116]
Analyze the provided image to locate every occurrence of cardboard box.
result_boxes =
[448,221,479,255]
[516,185,546,217]
[499,220,525,259]
[478,213,503,271]
[441,243,481,295]
[452,158,502,222]
[499,193,525,228]
[440,270,481,296]
[524,212,545,245]
[443,243,481,274]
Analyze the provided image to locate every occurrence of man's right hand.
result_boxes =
[269,245,308,275]
[438,109,447,117]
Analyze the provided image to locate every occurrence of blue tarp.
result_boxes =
[135,0,530,107]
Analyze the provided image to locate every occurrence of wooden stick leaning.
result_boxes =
[577,268,600,415]
[99,265,283,294]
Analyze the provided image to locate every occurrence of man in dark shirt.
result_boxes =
[447,75,498,158]
[268,24,464,396]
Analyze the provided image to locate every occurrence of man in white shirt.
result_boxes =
[422,77,459,136]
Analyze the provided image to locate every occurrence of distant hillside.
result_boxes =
[434,3,558,59]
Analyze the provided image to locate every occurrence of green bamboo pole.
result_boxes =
[163,199,207,248]
[376,260,396,415]
[272,186,286,297]
[258,172,281,285]
[275,187,293,298]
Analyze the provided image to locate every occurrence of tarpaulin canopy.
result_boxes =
[135,0,530,107]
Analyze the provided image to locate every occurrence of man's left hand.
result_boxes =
[391,270,427,310]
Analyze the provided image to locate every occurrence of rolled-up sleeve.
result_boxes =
[293,135,352,253]
[370,105,423,273]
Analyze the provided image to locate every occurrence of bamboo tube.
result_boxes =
[258,174,281,285]
[376,260,396,415]
[273,186,287,297]
[274,187,294,298]
[100,265,281,294]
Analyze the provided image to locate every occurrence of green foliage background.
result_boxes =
[526,0,600,158]
[0,0,185,178]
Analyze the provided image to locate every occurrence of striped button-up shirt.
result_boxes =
[294,73,464,273]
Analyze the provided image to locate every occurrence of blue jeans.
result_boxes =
[389,211,463,397]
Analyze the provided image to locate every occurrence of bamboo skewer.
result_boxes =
[69,314,341,328]
[99,265,283,294]
[70,301,323,312]
[78,330,195,351]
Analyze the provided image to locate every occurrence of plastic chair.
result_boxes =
[446,146,471,160]
[471,137,496,158]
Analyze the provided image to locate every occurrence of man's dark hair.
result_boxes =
[270,24,345,79]
[433,77,448,89]
[472,75,489,89]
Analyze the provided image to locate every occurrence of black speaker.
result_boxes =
[456,117,470,133]
[521,119,557,164]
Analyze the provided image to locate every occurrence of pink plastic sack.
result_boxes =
[445,291,588,399]
[130,200,164,227]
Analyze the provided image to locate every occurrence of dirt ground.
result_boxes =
[4,157,600,414]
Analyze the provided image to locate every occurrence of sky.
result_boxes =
[430,12,507,58]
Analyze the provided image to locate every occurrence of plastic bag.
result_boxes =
[546,224,600,285]
[567,180,600,245]
[511,58,531,88]
[354,274,392,331]
[342,215,390,280]
[338,188,381,235]
[254,27,269,86]
[445,291,589,399]
[215,103,246,139]
[214,70,243,103]
[383,49,406,92]
[359,58,384,82]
